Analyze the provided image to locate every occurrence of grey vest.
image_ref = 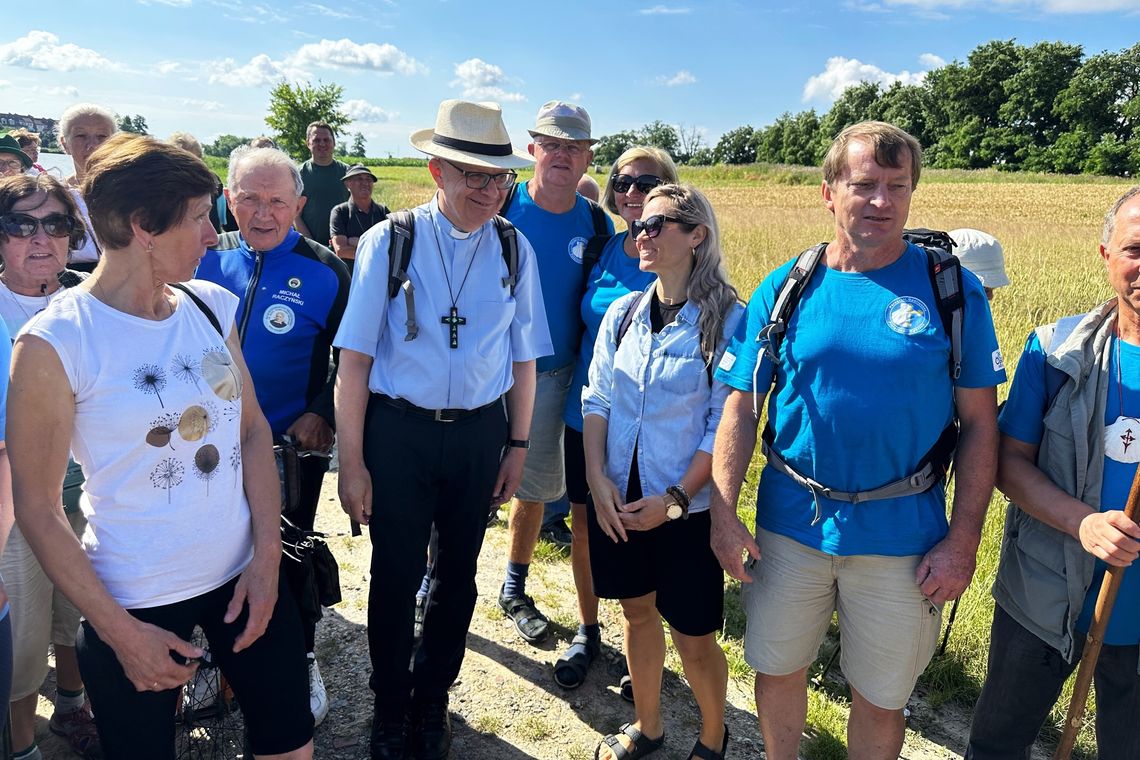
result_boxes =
[991,300,1122,665]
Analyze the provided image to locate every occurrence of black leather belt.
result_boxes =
[377,394,499,423]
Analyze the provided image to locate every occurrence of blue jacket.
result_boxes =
[197,229,350,436]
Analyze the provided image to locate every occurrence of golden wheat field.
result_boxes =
[263,162,1133,757]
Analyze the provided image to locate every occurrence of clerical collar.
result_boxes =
[431,195,475,240]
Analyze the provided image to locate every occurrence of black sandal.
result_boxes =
[595,722,664,760]
[553,632,600,689]
[687,725,730,760]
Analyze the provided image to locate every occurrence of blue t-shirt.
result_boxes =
[504,183,614,373]
[1000,331,1140,646]
[563,232,656,431]
[716,244,1006,556]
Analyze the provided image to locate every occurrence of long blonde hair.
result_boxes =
[643,183,738,361]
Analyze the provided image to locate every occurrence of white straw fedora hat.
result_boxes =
[410,99,533,169]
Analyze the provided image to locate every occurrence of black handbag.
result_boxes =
[281,517,342,622]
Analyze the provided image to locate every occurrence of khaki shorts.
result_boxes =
[1,512,87,700]
[743,528,942,710]
[515,364,573,503]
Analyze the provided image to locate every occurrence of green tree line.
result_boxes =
[597,40,1140,176]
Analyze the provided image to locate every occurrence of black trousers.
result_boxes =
[281,454,329,653]
[363,395,507,713]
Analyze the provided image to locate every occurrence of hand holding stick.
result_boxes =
[1052,467,1140,760]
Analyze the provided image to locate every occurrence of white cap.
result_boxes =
[950,228,1009,289]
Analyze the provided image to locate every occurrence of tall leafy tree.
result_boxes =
[592,130,637,167]
[713,126,756,165]
[638,120,681,156]
[350,131,367,158]
[204,134,250,158]
[264,80,352,160]
[117,114,149,135]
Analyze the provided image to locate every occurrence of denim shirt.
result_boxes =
[582,291,744,513]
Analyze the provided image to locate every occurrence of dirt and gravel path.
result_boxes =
[34,473,984,759]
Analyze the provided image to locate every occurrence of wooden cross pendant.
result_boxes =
[441,306,467,349]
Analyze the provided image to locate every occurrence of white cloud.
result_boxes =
[291,39,426,75]
[182,98,223,112]
[919,53,946,68]
[157,60,182,75]
[657,69,697,87]
[343,99,394,123]
[0,31,119,72]
[45,85,80,98]
[208,53,286,87]
[803,56,928,102]
[0,80,11,88]
[208,39,425,87]
[450,58,526,102]
[639,4,691,13]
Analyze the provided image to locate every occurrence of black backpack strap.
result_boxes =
[922,246,965,381]
[614,290,650,351]
[386,210,419,341]
[586,199,608,237]
[170,282,224,336]
[498,184,517,217]
[493,216,519,296]
[758,243,826,366]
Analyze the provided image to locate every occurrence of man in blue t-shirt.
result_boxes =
[496,101,613,645]
[966,188,1140,760]
[710,121,1004,760]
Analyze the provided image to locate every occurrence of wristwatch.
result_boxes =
[663,492,685,521]
[506,438,531,449]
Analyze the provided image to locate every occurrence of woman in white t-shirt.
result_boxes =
[7,134,313,759]
[0,173,99,760]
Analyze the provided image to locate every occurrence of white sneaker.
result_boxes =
[308,653,330,726]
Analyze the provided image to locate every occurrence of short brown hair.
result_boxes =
[8,128,41,149]
[822,121,923,189]
[82,133,217,250]
[306,121,335,140]
[0,173,87,251]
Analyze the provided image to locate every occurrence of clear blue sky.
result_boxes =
[2,0,1137,156]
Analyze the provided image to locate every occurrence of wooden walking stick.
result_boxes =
[1052,468,1140,760]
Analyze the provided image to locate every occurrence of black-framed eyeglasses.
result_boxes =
[631,214,693,239]
[0,213,76,239]
[611,174,663,195]
[443,159,517,190]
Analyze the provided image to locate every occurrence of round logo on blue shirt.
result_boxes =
[287,276,302,289]
[263,305,295,334]
[884,296,930,335]
[568,236,588,264]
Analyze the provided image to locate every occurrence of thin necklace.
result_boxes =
[429,206,483,349]
[0,280,49,321]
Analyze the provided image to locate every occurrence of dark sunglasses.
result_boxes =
[611,174,663,195]
[443,159,518,191]
[630,214,693,239]
[0,213,76,239]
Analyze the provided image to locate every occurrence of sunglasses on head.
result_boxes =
[0,213,76,239]
[630,214,693,239]
[611,174,663,195]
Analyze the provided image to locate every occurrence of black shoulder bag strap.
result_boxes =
[170,282,223,336]
[386,210,419,341]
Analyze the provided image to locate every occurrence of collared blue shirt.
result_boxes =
[582,291,744,513]
[334,195,552,409]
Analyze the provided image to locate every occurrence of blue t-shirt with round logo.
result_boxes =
[1000,330,1140,646]
[504,182,614,372]
[715,243,1006,556]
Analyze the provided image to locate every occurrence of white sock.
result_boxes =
[55,688,86,713]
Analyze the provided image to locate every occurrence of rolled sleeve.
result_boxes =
[332,220,391,358]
